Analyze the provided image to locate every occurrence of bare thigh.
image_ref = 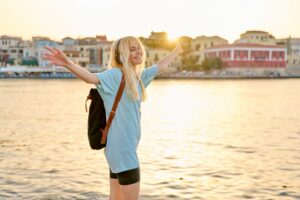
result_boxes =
[120,181,140,200]
[109,178,122,200]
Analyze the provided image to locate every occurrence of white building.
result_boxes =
[22,40,35,59]
[62,37,77,47]
[33,37,62,67]
[0,35,23,64]
[204,43,287,76]
[286,38,300,76]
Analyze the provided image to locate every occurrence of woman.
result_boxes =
[43,36,182,200]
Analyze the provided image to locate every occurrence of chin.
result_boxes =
[134,61,143,65]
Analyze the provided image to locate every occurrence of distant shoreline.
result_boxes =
[1,66,300,79]
[156,76,300,80]
[1,75,300,80]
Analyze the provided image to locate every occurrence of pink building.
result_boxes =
[204,43,287,68]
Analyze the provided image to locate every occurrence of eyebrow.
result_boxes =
[130,46,140,50]
[129,45,140,49]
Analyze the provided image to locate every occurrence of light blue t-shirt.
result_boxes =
[95,64,158,173]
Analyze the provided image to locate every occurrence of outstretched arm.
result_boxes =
[157,42,183,73]
[42,47,99,84]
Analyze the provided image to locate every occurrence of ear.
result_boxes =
[120,53,125,64]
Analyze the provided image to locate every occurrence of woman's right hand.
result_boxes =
[42,47,72,67]
[42,46,99,84]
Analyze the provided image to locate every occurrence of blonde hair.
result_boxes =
[109,36,147,101]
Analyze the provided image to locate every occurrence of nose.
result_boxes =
[136,49,141,56]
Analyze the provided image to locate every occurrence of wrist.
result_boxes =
[65,58,74,68]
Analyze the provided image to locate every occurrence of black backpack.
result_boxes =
[85,74,125,150]
[85,88,106,149]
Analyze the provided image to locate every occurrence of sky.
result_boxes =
[0,0,299,43]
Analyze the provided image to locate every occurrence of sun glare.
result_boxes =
[167,33,179,42]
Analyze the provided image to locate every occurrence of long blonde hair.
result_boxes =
[109,36,147,101]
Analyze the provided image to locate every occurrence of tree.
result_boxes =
[181,55,201,71]
[200,57,224,72]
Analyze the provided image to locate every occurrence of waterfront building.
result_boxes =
[22,40,34,58]
[75,37,99,67]
[287,38,300,66]
[144,45,181,72]
[0,35,23,65]
[89,40,112,69]
[191,36,228,65]
[149,31,168,43]
[285,37,300,76]
[0,35,22,49]
[235,30,277,45]
[204,43,287,76]
[101,45,112,67]
[234,31,300,76]
[62,37,77,47]
[33,37,62,67]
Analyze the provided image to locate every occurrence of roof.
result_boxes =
[242,30,268,35]
[207,43,286,50]
[0,35,22,40]
[96,35,107,41]
[62,37,75,40]
[194,35,227,41]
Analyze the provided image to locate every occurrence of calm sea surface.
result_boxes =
[0,78,300,200]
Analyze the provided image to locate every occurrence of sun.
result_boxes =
[167,32,179,42]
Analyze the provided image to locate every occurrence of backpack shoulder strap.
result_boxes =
[101,73,125,144]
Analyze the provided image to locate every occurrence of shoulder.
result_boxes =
[101,67,121,76]
[94,67,122,94]
[96,67,121,80]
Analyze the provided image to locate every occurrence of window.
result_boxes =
[211,42,214,47]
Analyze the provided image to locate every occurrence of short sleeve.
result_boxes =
[94,70,115,94]
[141,64,159,88]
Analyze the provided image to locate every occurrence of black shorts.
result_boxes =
[109,167,140,185]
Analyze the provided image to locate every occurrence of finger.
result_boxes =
[42,55,54,61]
[53,47,62,54]
[42,51,52,58]
[44,46,56,53]
[42,53,52,57]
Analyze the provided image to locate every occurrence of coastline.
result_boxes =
[1,66,300,79]
[155,73,300,80]
[1,74,300,80]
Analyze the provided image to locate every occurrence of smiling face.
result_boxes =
[128,40,143,67]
